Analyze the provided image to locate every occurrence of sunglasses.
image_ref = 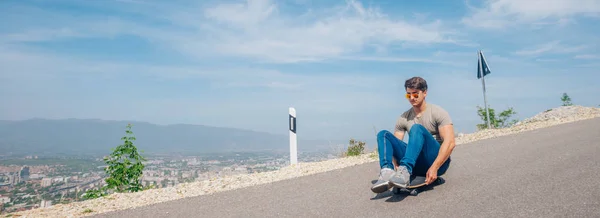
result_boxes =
[405,93,420,99]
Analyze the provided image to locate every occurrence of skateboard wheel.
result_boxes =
[437,178,445,185]
[409,190,418,196]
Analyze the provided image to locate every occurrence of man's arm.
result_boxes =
[425,123,455,184]
[431,124,455,172]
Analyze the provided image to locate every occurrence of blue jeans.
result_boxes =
[376,124,450,176]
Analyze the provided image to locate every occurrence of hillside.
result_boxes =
[6,105,600,217]
[0,118,340,156]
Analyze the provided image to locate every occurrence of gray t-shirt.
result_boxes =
[395,103,453,144]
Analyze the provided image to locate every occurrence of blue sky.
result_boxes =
[1,0,599,144]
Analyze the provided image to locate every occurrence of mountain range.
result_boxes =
[0,119,347,157]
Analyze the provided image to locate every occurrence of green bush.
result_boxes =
[476,106,519,130]
[346,138,365,156]
[84,124,146,199]
[561,93,573,106]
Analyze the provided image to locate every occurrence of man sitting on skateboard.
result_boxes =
[371,76,456,193]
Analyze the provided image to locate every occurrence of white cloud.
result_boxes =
[574,54,600,60]
[0,45,394,111]
[331,55,462,66]
[462,0,600,29]
[514,41,588,56]
[203,0,278,27]
[0,28,82,43]
[192,0,461,63]
[0,0,464,64]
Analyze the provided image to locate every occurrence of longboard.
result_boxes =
[391,175,445,196]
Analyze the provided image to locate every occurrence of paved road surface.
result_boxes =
[95,118,600,217]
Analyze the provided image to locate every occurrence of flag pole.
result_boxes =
[479,50,491,129]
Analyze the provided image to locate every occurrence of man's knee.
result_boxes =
[377,130,391,139]
[409,124,426,134]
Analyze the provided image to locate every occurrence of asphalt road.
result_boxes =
[94,118,600,217]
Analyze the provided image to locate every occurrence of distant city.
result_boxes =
[0,150,340,214]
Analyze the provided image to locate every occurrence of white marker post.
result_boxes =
[289,107,298,165]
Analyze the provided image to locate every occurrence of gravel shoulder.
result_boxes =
[8,105,600,218]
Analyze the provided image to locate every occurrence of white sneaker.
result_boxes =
[388,165,410,188]
[371,168,395,193]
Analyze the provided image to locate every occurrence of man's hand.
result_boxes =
[425,166,439,185]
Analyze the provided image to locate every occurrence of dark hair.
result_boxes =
[404,77,428,91]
